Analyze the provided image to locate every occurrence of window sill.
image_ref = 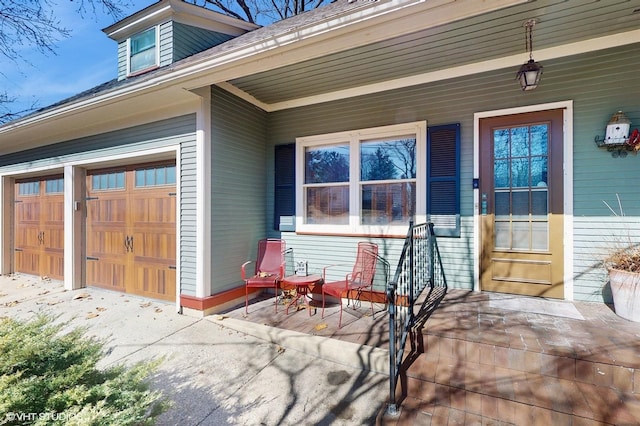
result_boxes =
[294,222,414,238]
[127,65,160,78]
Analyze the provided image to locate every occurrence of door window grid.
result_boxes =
[45,178,64,194]
[493,124,549,251]
[135,165,176,187]
[18,181,40,196]
[92,172,125,191]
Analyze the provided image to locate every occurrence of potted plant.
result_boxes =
[605,246,640,322]
[603,195,640,322]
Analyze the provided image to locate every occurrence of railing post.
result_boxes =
[386,281,398,416]
[428,222,435,286]
[408,220,415,327]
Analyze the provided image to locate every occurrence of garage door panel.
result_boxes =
[15,251,40,276]
[15,178,64,281]
[87,163,176,301]
[87,259,127,291]
[88,199,127,224]
[41,253,64,280]
[131,195,176,223]
[15,228,40,251]
[132,230,176,258]
[88,228,128,256]
[131,264,175,301]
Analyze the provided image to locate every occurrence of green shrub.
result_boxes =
[0,315,168,425]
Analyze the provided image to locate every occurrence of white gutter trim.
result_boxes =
[107,5,172,37]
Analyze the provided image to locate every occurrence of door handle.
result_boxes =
[124,235,134,253]
[38,231,45,245]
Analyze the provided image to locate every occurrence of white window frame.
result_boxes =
[127,26,160,75]
[296,121,427,236]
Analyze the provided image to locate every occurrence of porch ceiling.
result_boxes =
[225,0,640,109]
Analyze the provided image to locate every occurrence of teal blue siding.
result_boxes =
[267,43,640,303]
[159,21,173,67]
[210,86,268,294]
[0,115,194,169]
[117,41,127,81]
[173,22,234,62]
[573,218,640,302]
[180,139,198,296]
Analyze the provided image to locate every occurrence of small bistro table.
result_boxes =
[280,274,323,315]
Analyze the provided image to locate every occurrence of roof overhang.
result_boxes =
[2,0,639,154]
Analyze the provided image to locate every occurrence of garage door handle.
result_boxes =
[124,235,134,252]
[87,256,99,261]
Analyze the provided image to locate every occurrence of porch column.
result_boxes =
[63,165,86,290]
[0,176,14,275]
[193,87,212,299]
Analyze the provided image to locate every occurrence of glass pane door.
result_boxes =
[493,124,549,251]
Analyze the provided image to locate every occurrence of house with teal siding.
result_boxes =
[0,0,638,315]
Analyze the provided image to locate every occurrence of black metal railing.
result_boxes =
[386,221,447,416]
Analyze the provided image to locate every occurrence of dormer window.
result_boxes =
[129,27,157,74]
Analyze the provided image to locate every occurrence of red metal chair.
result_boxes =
[322,242,379,328]
[242,238,286,314]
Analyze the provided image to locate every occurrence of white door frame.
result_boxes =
[473,100,574,300]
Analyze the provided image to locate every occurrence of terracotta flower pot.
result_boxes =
[609,268,640,322]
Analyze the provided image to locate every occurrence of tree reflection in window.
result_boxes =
[360,137,416,224]
[493,123,549,251]
[305,145,349,184]
[304,145,349,224]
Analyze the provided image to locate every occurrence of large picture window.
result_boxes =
[296,121,426,235]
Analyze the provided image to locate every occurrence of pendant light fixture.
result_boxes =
[516,19,543,91]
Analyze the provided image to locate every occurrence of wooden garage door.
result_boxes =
[14,177,65,281]
[86,163,176,301]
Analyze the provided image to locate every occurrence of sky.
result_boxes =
[0,0,156,117]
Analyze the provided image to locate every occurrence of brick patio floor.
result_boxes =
[230,288,640,425]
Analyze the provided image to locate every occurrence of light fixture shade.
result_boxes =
[516,59,543,91]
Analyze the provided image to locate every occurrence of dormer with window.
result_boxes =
[103,0,258,80]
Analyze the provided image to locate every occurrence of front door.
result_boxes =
[479,109,564,298]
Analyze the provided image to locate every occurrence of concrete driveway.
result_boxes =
[0,274,389,425]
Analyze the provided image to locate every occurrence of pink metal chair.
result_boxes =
[242,238,286,314]
[322,242,379,328]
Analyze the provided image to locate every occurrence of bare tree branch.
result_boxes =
[0,0,129,120]
[193,0,331,26]
[0,91,39,124]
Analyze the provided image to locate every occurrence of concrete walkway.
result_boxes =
[0,275,389,425]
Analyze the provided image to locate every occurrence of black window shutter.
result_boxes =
[427,123,460,237]
[274,143,296,230]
